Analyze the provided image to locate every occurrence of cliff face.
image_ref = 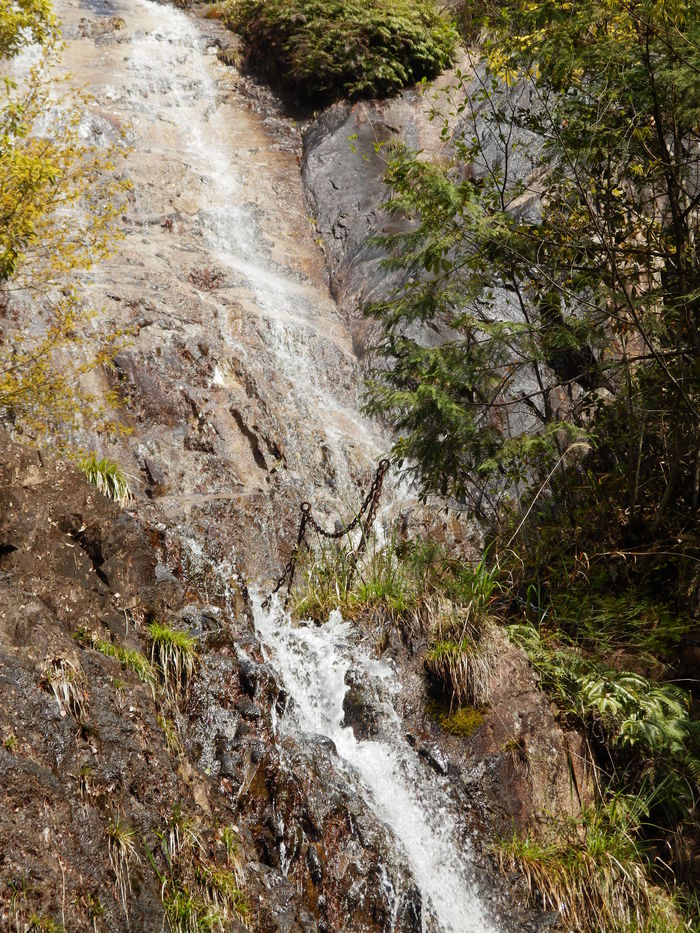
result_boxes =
[0,2,593,930]
[0,431,589,932]
[0,434,250,930]
[0,400,576,929]
[0,437,435,931]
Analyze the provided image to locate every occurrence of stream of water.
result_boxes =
[254,598,498,933]
[47,1,503,927]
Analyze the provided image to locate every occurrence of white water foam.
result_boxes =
[254,596,498,933]
[117,0,382,490]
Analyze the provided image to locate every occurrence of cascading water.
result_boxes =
[254,597,499,933]
[44,2,508,928]
[117,0,379,485]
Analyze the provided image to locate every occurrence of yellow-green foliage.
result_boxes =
[148,622,197,698]
[97,640,155,688]
[75,627,156,689]
[0,1,55,58]
[0,1,130,440]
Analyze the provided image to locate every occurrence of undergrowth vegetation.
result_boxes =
[145,807,249,933]
[107,817,139,919]
[290,527,698,930]
[496,799,686,932]
[224,0,457,104]
[75,627,156,691]
[292,536,501,709]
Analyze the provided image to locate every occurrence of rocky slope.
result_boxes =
[0,1,594,929]
[0,436,439,931]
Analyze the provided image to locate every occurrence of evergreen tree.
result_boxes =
[366,0,700,533]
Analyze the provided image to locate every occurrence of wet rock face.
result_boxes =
[389,626,592,841]
[342,668,382,739]
[466,637,594,832]
[51,0,386,584]
[249,736,423,933]
[0,436,433,932]
[301,95,445,359]
[0,435,314,931]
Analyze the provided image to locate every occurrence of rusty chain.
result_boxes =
[262,458,390,611]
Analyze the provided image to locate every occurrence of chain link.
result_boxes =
[262,459,390,610]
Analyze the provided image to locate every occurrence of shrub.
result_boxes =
[225,0,458,104]
[507,623,700,826]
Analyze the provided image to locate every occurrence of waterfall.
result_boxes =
[254,597,499,933]
[50,2,506,927]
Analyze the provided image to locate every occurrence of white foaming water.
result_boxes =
[254,596,498,933]
[115,0,382,491]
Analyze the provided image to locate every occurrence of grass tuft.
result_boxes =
[162,885,226,933]
[107,817,139,919]
[195,864,250,921]
[148,622,198,699]
[496,800,685,932]
[78,452,132,506]
[424,600,499,707]
[157,715,183,758]
[75,628,157,691]
[42,657,88,721]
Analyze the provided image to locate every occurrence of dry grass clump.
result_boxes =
[42,657,88,721]
[107,816,139,919]
[424,599,500,707]
[496,802,685,932]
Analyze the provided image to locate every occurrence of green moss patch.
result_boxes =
[427,699,484,737]
[224,0,458,104]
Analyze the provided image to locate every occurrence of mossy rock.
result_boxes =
[224,0,458,104]
[217,45,240,67]
[427,699,484,737]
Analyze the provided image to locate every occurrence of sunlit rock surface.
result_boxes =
[0,1,589,929]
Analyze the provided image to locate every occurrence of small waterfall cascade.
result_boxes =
[254,597,499,933]
[38,2,506,928]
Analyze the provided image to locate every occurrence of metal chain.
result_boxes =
[262,458,390,610]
